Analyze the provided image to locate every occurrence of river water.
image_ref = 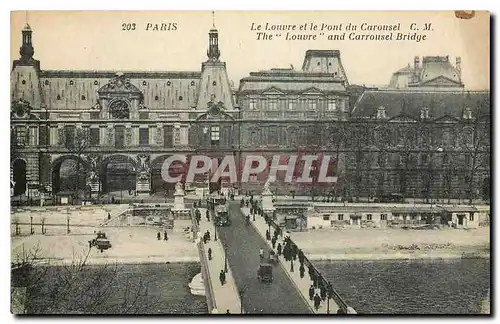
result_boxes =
[315,258,491,314]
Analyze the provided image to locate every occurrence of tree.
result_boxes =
[11,244,160,314]
[394,121,418,199]
[347,121,370,201]
[62,127,91,200]
[457,104,490,204]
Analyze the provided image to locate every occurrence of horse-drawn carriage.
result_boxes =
[89,231,112,252]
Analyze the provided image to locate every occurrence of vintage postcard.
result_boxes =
[10,10,490,315]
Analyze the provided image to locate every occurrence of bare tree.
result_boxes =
[347,121,370,201]
[457,103,490,204]
[326,123,347,200]
[11,244,160,314]
[395,121,417,199]
[62,127,91,200]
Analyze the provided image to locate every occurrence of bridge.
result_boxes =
[193,199,355,315]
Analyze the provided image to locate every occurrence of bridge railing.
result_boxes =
[191,207,217,313]
[263,211,352,314]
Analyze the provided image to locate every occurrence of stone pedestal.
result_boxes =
[262,189,275,213]
[174,191,185,210]
[136,179,150,196]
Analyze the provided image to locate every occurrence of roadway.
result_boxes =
[216,202,312,314]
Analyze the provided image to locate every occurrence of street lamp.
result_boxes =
[214,218,218,241]
[238,288,245,314]
[290,258,294,272]
[224,242,228,273]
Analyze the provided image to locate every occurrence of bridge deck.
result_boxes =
[217,203,312,314]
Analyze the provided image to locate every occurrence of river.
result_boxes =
[315,258,490,314]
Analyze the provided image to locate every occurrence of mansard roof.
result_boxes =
[351,90,490,120]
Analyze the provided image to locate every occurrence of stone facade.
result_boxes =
[10,23,491,202]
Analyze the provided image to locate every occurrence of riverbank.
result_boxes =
[11,226,200,265]
[291,227,490,261]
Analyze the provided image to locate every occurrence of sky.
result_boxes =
[10,11,490,90]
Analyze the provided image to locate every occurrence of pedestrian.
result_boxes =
[265,229,271,241]
[164,231,168,241]
[314,293,321,311]
[88,240,92,248]
[308,265,314,281]
[277,243,282,257]
[198,199,202,207]
[308,285,315,301]
[226,309,230,314]
[107,212,111,220]
[206,210,210,221]
[299,264,305,279]
[320,285,327,301]
[157,232,161,240]
[298,249,305,264]
[193,201,197,208]
[208,248,212,260]
[271,237,277,249]
[206,230,211,241]
[219,269,226,285]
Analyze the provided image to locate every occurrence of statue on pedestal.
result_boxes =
[175,181,184,195]
[263,180,272,194]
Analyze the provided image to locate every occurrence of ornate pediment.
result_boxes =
[98,72,142,96]
[419,75,462,87]
[196,100,234,121]
[300,87,323,96]
[261,86,286,95]
[11,99,37,120]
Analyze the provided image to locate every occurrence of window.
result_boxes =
[142,81,147,86]
[269,100,277,110]
[95,80,99,85]
[139,128,149,146]
[69,80,74,86]
[38,126,49,146]
[381,214,387,221]
[411,214,416,220]
[211,126,220,145]
[328,100,337,111]
[213,81,217,86]
[57,95,61,100]
[163,125,173,148]
[249,99,257,110]
[366,214,372,221]
[403,215,407,221]
[15,126,27,146]
[465,155,471,168]
[191,81,195,86]
[44,80,49,85]
[308,99,317,110]
[250,131,257,145]
[338,214,344,221]
[469,213,475,221]
[154,95,159,101]
[174,127,181,145]
[167,81,171,86]
[421,154,428,165]
[64,125,75,148]
[288,101,294,110]
[114,126,124,148]
[90,128,100,146]
[323,215,330,221]
[443,153,449,165]
[81,95,86,100]
[179,96,183,101]
[22,80,26,85]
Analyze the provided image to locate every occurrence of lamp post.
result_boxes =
[290,258,294,272]
[214,218,218,241]
[224,242,228,273]
[238,288,245,314]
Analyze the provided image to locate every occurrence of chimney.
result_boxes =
[456,57,462,78]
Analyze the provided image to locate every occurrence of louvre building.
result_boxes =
[10,23,490,202]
